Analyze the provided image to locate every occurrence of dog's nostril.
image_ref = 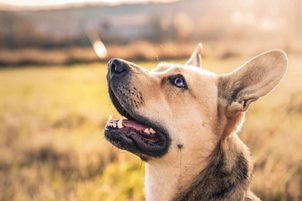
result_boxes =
[109,59,128,75]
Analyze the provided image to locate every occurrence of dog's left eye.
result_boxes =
[168,74,187,89]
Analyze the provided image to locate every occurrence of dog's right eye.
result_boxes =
[168,74,188,89]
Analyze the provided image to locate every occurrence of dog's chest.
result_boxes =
[145,164,180,201]
[144,159,205,201]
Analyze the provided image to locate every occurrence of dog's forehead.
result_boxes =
[151,62,180,73]
[151,62,194,75]
[151,62,216,80]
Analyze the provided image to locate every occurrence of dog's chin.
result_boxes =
[104,87,170,160]
[104,124,169,159]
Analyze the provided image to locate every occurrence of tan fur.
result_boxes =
[107,46,288,201]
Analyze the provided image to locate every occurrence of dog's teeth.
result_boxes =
[149,128,156,134]
[144,128,150,134]
[113,123,117,128]
[117,119,123,128]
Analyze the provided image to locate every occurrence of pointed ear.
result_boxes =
[185,43,203,67]
[219,50,288,116]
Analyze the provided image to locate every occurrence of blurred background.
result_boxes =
[0,0,301,200]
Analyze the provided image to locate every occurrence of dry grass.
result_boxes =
[0,56,301,201]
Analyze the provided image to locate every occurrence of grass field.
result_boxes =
[0,56,302,201]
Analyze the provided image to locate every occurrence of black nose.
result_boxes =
[108,58,129,76]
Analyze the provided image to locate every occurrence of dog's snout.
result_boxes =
[108,58,129,76]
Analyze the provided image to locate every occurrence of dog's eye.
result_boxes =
[168,74,187,89]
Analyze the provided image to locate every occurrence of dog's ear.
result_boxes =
[219,50,288,116]
[185,43,203,67]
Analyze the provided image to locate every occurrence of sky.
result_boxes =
[0,0,175,7]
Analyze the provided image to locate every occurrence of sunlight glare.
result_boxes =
[93,40,107,59]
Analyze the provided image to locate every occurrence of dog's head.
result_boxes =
[104,44,287,162]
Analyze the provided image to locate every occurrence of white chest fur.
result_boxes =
[145,163,179,201]
[144,156,209,201]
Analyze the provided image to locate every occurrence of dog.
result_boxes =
[104,44,288,201]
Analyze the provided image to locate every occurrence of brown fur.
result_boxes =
[173,136,252,201]
[105,47,288,201]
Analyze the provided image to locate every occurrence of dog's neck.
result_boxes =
[145,151,209,201]
[144,135,253,201]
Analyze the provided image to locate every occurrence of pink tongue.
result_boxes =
[123,120,147,131]
[110,119,147,131]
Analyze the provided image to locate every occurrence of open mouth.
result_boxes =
[104,87,170,158]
